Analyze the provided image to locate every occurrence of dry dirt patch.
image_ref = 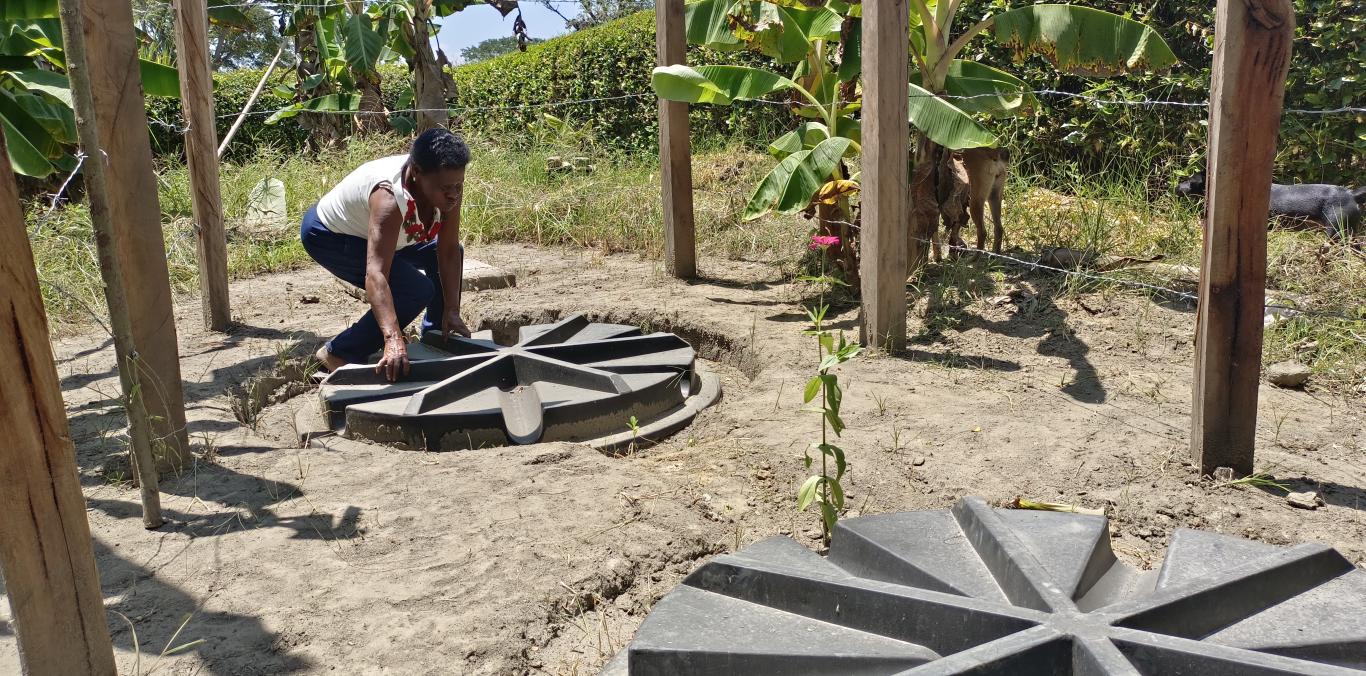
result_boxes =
[2,243,1363,675]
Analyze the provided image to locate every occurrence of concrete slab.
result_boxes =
[607,497,1366,675]
[462,258,516,292]
[318,314,719,451]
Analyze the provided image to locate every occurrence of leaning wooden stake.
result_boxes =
[173,0,231,330]
[60,0,175,521]
[0,129,119,676]
[1191,0,1294,476]
[655,0,696,278]
[858,0,909,352]
[219,43,284,159]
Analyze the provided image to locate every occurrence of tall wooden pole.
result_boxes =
[1191,0,1293,476]
[64,0,191,476]
[858,0,909,352]
[173,0,231,330]
[655,0,696,279]
[0,130,118,676]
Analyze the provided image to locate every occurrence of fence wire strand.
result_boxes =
[819,218,1365,324]
[144,86,1366,134]
[135,83,1366,325]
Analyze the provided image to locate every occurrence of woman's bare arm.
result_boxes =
[366,185,408,380]
[437,182,467,338]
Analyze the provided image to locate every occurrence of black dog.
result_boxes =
[1177,171,1366,242]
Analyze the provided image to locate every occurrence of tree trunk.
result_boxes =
[356,72,388,133]
[409,0,450,132]
[294,12,347,147]
[59,0,168,525]
[908,134,944,276]
[817,201,859,288]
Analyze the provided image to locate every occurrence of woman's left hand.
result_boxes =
[443,309,471,340]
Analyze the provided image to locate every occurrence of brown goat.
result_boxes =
[961,147,1010,254]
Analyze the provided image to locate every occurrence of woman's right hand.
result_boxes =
[376,334,410,382]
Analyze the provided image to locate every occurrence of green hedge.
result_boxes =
[151,12,788,162]
[167,1,1363,185]
[452,11,790,153]
[147,62,414,163]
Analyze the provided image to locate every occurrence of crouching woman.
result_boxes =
[301,127,472,381]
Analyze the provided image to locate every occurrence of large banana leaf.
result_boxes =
[207,0,253,29]
[1,117,53,176]
[12,88,74,143]
[739,3,808,63]
[933,61,1035,118]
[4,68,71,106]
[907,81,996,149]
[3,40,179,98]
[0,88,61,176]
[729,3,844,64]
[0,0,57,19]
[785,4,842,41]
[342,13,384,75]
[991,5,1177,77]
[265,92,362,124]
[768,116,859,159]
[684,0,742,49]
[652,64,800,105]
[696,64,803,100]
[5,0,256,25]
[0,88,61,156]
[744,136,852,220]
[768,120,830,159]
[139,60,183,97]
[2,24,63,67]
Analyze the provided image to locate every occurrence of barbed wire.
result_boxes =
[132,81,1365,323]
[29,151,88,234]
[750,88,1366,115]
[145,92,657,134]
[140,88,1362,135]
[135,0,588,11]
[820,218,1365,324]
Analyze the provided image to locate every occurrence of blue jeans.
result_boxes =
[300,204,457,364]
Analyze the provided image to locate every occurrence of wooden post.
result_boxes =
[173,0,231,331]
[1191,0,1293,476]
[858,0,909,351]
[67,0,191,473]
[0,130,118,676]
[655,0,696,278]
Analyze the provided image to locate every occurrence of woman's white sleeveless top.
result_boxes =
[315,155,420,249]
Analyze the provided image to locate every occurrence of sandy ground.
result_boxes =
[2,243,1364,675]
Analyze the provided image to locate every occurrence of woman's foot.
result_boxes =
[315,345,348,372]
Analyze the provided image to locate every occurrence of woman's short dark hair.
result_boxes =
[410,128,470,172]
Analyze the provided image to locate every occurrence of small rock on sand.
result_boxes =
[1267,361,1311,389]
[912,456,927,467]
[1286,491,1323,510]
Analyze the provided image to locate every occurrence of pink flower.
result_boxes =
[809,235,840,250]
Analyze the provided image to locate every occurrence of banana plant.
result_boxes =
[272,0,523,137]
[1,8,182,177]
[901,1,1176,267]
[657,0,1177,275]
[652,0,863,280]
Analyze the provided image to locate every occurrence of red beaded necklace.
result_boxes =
[400,170,442,243]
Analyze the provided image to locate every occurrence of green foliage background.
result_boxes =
[158,0,1363,184]
[969,0,1365,185]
